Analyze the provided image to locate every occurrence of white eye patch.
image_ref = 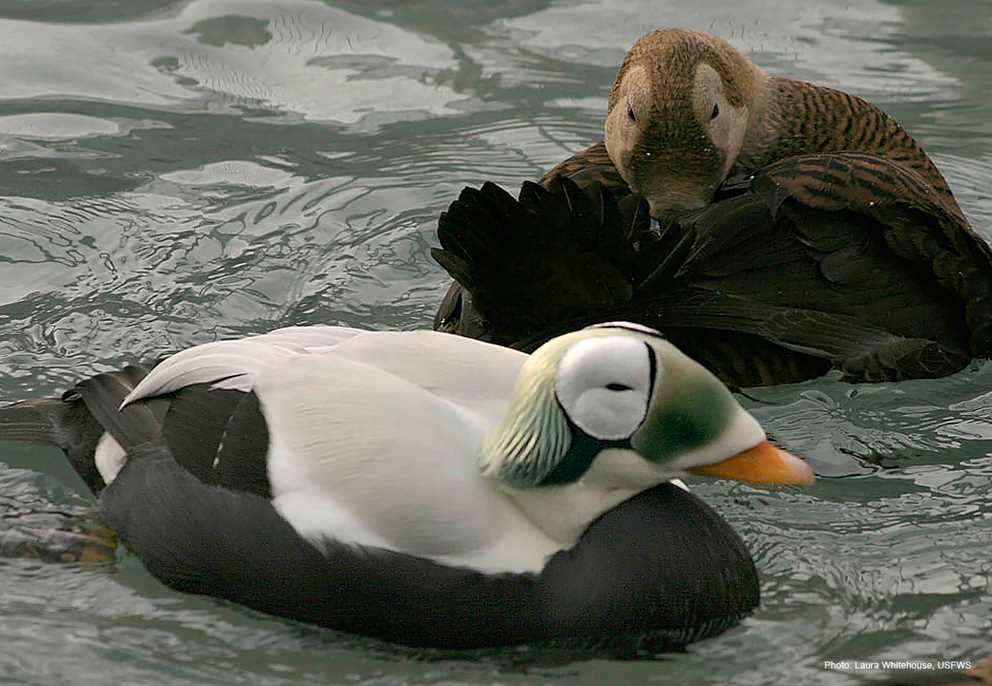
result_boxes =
[693,63,748,174]
[554,336,657,441]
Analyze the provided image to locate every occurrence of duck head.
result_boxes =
[604,29,765,214]
[481,322,812,542]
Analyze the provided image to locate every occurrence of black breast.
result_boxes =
[103,445,759,651]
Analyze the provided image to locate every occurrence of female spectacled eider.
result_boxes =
[433,28,992,388]
[0,323,812,649]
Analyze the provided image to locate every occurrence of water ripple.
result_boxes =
[0,0,990,684]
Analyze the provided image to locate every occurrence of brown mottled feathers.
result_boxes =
[433,176,643,344]
[752,78,963,216]
[540,141,627,194]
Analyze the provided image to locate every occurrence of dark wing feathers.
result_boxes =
[0,362,272,498]
[637,192,775,290]
[432,173,644,346]
[752,153,992,355]
[74,367,163,453]
[210,390,271,499]
[432,147,992,385]
[638,290,967,382]
[649,157,980,380]
[158,384,271,494]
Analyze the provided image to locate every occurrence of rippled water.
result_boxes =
[0,1,990,684]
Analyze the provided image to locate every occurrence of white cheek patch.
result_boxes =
[693,63,748,174]
[605,64,650,177]
[715,105,748,175]
[555,337,656,441]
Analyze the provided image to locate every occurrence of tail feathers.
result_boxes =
[0,397,106,492]
[0,398,85,450]
[0,364,160,494]
[0,399,66,446]
[432,177,652,346]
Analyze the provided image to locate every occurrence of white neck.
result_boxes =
[499,448,673,546]
[501,482,637,547]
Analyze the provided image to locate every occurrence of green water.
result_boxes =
[0,1,990,684]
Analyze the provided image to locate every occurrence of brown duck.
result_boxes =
[433,28,992,388]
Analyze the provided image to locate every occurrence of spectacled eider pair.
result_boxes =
[433,28,992,389]
[0,322,812,649]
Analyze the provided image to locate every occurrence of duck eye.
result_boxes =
[605,382,633,392]
[627,105,636,123]
[710,103,720,120]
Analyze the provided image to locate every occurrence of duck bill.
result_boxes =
[687,440,814,486]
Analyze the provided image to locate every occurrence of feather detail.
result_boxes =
[480,336,573,487]
[122,326,367,406]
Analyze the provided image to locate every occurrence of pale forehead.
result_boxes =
[630,28,734,58]
[556,335,651,385]
[569,327,684,364]
[586,322,663,336]
[618,29,749,108]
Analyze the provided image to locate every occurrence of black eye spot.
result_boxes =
[606,383,632,392]
[627,105,636,122]
[710,103,720,120]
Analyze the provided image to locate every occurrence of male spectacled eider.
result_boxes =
[0,323,812,649]
[433,28,992,388]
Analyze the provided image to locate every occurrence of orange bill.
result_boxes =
[687,440,815,485]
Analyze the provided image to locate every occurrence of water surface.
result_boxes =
[1,1,990,684]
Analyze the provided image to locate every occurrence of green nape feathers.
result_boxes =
[479,331,575,488]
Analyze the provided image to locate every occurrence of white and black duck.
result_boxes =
[0,322,812,649]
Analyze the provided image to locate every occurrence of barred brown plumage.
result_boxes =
[766,79,962,216]
[433,28,992,387]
